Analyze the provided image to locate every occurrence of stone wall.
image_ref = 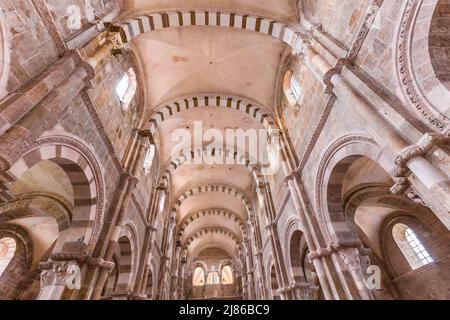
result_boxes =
[87,52,139,162]
[302,0,370,48]
[0,0,59,96]
[430,0,450,89]
[45,0,118,41]
[57,91,121,211]
[383,215,450,299]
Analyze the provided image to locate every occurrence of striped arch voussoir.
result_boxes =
[148,94,277,135]
[171,184,252,215]
[177,208,246,242]
[118,11,301,50]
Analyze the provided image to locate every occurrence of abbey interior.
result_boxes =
[0,0,449,301]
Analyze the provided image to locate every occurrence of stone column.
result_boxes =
[332,248,372,300]
[391,134,450,230]
[132,225,157,296]
[257,179,294,300]
[156,213,176,299]
[73,27,126,76]
[170,244,182,299]
[280,155,336,300]
[239,254,249,300]
[248,217,268,299]
[38,254,115,300]
[37,260,81,300]
[89,131,151,300]
[243,237,256,300]
[177,259,187,299]
[138,266,150,297]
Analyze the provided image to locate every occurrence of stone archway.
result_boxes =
[288,230,305,286]
[269,261,280,300]
[314,135,393,300]
[0,224,32,299]
[115,236,133,295]
[145,266,154,299]
[147,94,278,134]
[116,11,302,51]
[111,222,140,298]
[4,136,105,254]
[396,0,450,130]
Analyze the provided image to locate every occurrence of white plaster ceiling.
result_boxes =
[177,192,248,222]
[170,165,252,196]
[157,107,266,164]
[181,215,243,244]
[124,0,298,263]
[122,0,299,23]
[134,27,285,111]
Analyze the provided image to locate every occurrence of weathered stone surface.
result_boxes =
[0,0,448,302]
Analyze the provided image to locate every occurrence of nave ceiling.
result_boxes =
[121,0,301,266]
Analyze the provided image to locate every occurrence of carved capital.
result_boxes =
[291,33,308,57]
[39,260,80,288]
[106,27,127,52]
[406,188,428,207]
[87,258,115,272]
[337,248,362,272]
[390,177,410,195]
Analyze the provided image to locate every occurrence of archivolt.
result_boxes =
[160,146,262,186]
[3,135,105,254]
[116,221,140,291]
[116,11,302,51]
[177,208,246,242]
[314,134,381,243]
[282,216,304,271]
[171,184,252,215]
[395,0,450,131]
[147,94,278,134]
[0,224,33,270]
[183,227,242,251]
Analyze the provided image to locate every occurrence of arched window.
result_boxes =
[270,263,280,300]
[0,237,16,276]
[283,70,301,107]
[193,267,205,286]
[116,68,137,113]
[290,76,302,101]
[143,144,156,175]
[392,223,433,270]
[158,192,166,213]
[289,230,304,285]
[145,268,154,299]
[221,265,233,285]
